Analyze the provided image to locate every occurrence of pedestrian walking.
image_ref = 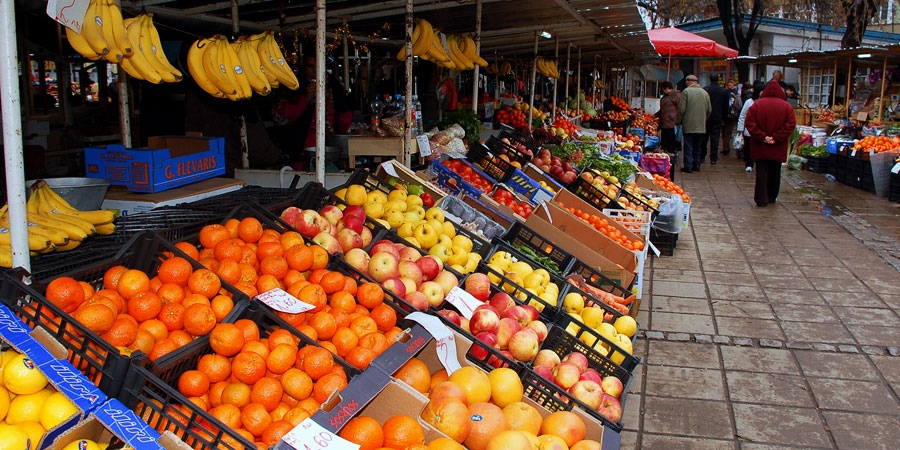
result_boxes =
[656,81,681,155]
[736,80,766,172]
[722,79,743,155]
[702,77,729,165]
[744,80,797,207]
[676,74,711,173]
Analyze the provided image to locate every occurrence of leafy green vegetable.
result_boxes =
[440,110,482,145]
[591,154,636,183]
[799,144,828,158]
[512,244,561,275]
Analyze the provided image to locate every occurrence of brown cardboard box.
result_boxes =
[374,159,446,202]
[553,189,643,244]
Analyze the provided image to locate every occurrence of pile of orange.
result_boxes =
[556,202,645,252]
[651,174,691,203]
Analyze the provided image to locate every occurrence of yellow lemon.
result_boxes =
[614,315,638,338]
[40,391,79,431]
[61,440,101,450]
[508,261,534,278]
[0,349,21,386]
[487,368,524,408]
[17,421,44,447]
[0,386,9,420]
[3,353,48,395]
[333,188,348,201]
[0,423,31,450]
[7,389,53,424]
[441,221,456,238]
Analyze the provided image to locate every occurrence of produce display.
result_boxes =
[439,159,495,193]
[534,57,560,79]
[491,188,535,219]
[555,202,646,252]
[496,106,531,131]
[629,113,659,137]
[484,61,513,76]
[396,18,488,71]
[852,135,900,153]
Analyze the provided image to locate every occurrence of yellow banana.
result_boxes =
[461,36,488,67]
[412,19,434,58]
[187,38,225,97]
[444,35,471,71]
[500,61,511,75]
[246,33,279,86]
[0,227,53,252]
[137,15,177,83]
[262,32,299,89]
[234,39,270,96]
[121,17,162,83]
[427,31,451,64]
[104,0,132,58]
[0,245,14,268]
[55,240,83,252]
[81,0,110,57]
[486,62,497,75]
[34,182,118,225]
[96,0,124,62]
[548,59,559,79]
[255,32,294,89]
[65,25,100,60]
[144,13,183,81]
[29,187,97,236]
[202,36,238,96]
[454,36,475,70]
[26,213,87,242]
[220,37,251,100]
[94,222,116,235]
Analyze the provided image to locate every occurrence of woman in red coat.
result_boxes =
[744,81,796,207]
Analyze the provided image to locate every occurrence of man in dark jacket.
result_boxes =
[702,77,729,165]
[745,81,797,207]
[656,81,680,155]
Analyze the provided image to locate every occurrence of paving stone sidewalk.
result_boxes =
[619,154,900,449]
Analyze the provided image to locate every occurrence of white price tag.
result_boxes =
[531,188,553,204]
[379,161,399,178]
[256,288,315,313]
[406,312,462,374]
[851,149,857,157]
[892,163,900,174]
[282,418,360,450]
[442,286,482,320]
[869,149,875,157]
[445,151,467,159]
[417,135,432,157]
[47,0,90,32]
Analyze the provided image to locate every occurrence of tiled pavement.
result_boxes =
[619,153,900,449]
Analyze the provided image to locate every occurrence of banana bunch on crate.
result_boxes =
[65,1,182,84]
[0,181,118,267]
[535,57,559,79]
[397,19,487,71]
[187,31,299,100]
[485,61,513,76]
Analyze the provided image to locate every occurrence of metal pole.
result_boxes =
[402,0,413,165]
[846,57,852,119]
[565,44,571,103]
[494,51,500,104]
[117,70,132,147]
[343,19,350,94]
[552,37,558,120]
[230,0,249,170]
[316,0,326,183]
[472,0,482,114]
[1,0,29,273]
[576,46,582,113]
[877,54,888,122]
[528,31,538,130]
[832,59,838,110]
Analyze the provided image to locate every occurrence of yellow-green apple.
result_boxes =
[464,253,481,273]
[398,260,423,286]
[597,322,618,342]
[488,251,512,270]
[433,270,459,298]
[366,190,387,204]
[319,205,343,226]
[409,204,426,221]
[415,256,442,281]
[568,380,603,410]
[552,362,582,389]
[470,305,500,335]
[385,209,405,228]
[562,292,585,314]
[533,349,561,370]
[436,309,461,326]
[508,328,540,362]
[396,222,414,238]
[579,368,602,385]
[344,185,368,206]
[367,251,400,282]
[384,200,406,214]
[597,394,622,422]
[464,273,491,301]
[451,234,473,253]
[398,246,421,263]
[387,189,407,202]
[488,291,515,315]
[437,234,453,248]
[561,352,589,374]
[370,240,400,259]
[429,244,452,263]
[312,231,341,255]
[580,307,606,330]
[424,207,444,222]
[614,315,637,338]
[525,320,548,343]
[496,317,522,350]
[531,268,551,286]
[470,331,499,360]
[441,221,456,237]
[427,219,445,236]
[404,211,421,225]
[447,248,468,267]
[382,277,406,297]
[342,248,370,274]
[413,223,439,249]
[418,281,445,307]
[294,209,325,237]
[404,291,429,311]
[406,195,423,208]
[600,376,624,398]
[336,228,363,253]
[359,226,373,248]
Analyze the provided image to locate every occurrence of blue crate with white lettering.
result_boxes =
[85,136,225,193]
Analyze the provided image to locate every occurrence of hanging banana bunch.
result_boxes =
[485,61,512,76]
[535,57,559,79]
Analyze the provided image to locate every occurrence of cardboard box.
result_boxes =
[347,137,418,169]
[507,163,564,203]
[374,159,446,202]
[85,136,226,193]
[101,177,245,215]
[49,398,190,450]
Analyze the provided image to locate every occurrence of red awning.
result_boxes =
[648,27,739,58]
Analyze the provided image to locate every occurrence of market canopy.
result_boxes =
[649,27,738,58]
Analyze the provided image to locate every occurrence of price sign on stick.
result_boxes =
[379,161,399,178]
[442,286,481,320]
[257,288,315,314]
[891,163,900,174]
[417,135,432,157]
[406,312,462,374]
[46,0,90,32]
[282,418,360,450]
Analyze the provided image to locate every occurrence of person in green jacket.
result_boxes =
[676,75,712,172]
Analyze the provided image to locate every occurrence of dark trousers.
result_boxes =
[741,139,753,168]
[660,128,677,154]
[754,160,782,206]
[701,120,723,163]
[683,133,705,171]
[722,119,737,153]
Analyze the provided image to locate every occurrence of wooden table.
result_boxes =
[347,137,418,168]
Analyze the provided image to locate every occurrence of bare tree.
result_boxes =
[840,0,881,47]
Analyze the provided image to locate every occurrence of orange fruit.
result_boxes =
[197,353,232,383]
[310,245,328,270]
[233,319,261,342]
[209,323,245,357]
[148,338,178,360]
[280,368,313,401]
[214,238,245,262]
[127,291,163,322]
[238,217,264,244]
[188,269,222,299]
[103,265,129,291]
[158,257,194,287]
[329,290,357,314]
[358,332,390,355]
[168,329,194,347]
[356,283,384,309]
[428,437,466,450]
[339,416,385,450]
[540,411,586,447]
[260,255,289,280]
[210,295,234,322]
[178,369,210,397]
[262,420,294,447]
[319,271,346,294]
[349,316,378,339]
[215,259,242,285]
[221,382,252,408]
[267,343,298,374]
[267,328,298,349]
[285,244,313,272]
[464,402,509,450]
[256,274,283,293]
[158,302,186,331]
[242,340,271,358]
[77,280,95,300]
[173,242,200,261]
[199,224,230,250]
[139,319,169,340]
[502,402,543,436]
[345,346,377,370]
[224,218,241,238]
[312,372,347,404]
[101,316,140,347]
[232,351,267,385]
[250,377,284,412]
[73,302,117,334]
[299,284,327,313]
[569,440,601,450]
[370,304,397,332]
[117,269,152,300]
[283,406,312,427]
[309,312,337,341]
[208,403,242,430]
[421,397,471,443]
[302,346,335,381]
[331,327,359,358]
[448,366,492,405]
[486,431,533,450]
[430,381,468,405]
[46,276,86,313]
[382,414,425,450]
[157,283,187,305]
[182,293,211,309]
[393,358,431,395]
[183,303,217,336]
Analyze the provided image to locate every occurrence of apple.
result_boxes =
[488,291,515,316]
[436,309,461,326]
[428,244,452,263]
[342,205,366,222]
[359,227,373,248]
[525,320,549,343]
[580,368,603,385]
[294,209,325,237]
[382,277,407,298]
[319,205,343,226]
[470,331,499,360]
[404,291,429,311]
[464,273,491,301]
[418,281,445,307]
[367,251,400,282]
[507,328,539,362]
[459,317,470,333]
[336,228,363,253]
[552,362,582,389]
[321,220,336,236]
[488,350,514,369]
[413,223,439,249]
[495,317,522,350]
[601,376,624,399]
[534,365,554,380]
[398,246,422,263]
[342,248,370,274]
[561,352,589,374]
[279,206,302,225]
[399,277,417,296]
[520,304,541,322]
[415,256,442,281]
[339,216,365,234]
[469,305,500,335]
[312,231,342,255]
[398,260,424,286]
[532,349,561,369]
[433,270,459,298]
[569,380,603,410]
[370,240,401,260]
[500,305,532,327]
[597,393,622,422]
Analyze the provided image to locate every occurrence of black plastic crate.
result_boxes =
[177,184,306,214]
[565,260,634,299]
[553,283,638,346]
[649,227,678,257]
[500,222,576,276]
[27,236,128,284]
[613,188,660,218]
[568,175,624,212]
[484,135,533,166]
[521,363,624,432]
[805,155,830,174]
[478,243,567,319]
[330,168,395,195]
[466,143,517,183]
[543,306,640,373]
[498,126,541,155]
[890,173,900,203]
[433,312,524,373]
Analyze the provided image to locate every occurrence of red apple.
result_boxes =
[469,305,500,335]
[336,228,363,253]
[338,216,365,234]
[382,277,407,298]
[399,277,417,296]
[561,352,589,374]
[520,304,541,322]
[415,256,442,281]
[470,331,499,360]
[342,248,370,274]
[459,317,470,333]
[508,328,539,362]
[294,209,325,237]
[501,305,532,327]
[580,368,603,385]
[552,362,582,390]
[398,260,424,286]
[312,231,342,255]
[418,281,445,307]
[398,246,422,263]
[601,376,624,399]
[464,273,491,301]
[433,270,459,298]
[436,309,462,326]
[404,291,429,311]
[534,365,554,379]
[533,349,561,370]
[367,251,400,282]
[569,380,603,410]
[279,206,302,226]
[525,320,549,343]
[342,205,366,222]
[488,350,514,368]
[319,205,343,226]
[320,219,335,236]
[359,227,373,248]
[597,393,622,422]
[488,291,515,316]
[495,317,522,350]
[370,240,401,259]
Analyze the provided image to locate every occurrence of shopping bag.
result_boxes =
[731,134,744,151]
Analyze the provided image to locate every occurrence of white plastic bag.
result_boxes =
[731,134,744,151]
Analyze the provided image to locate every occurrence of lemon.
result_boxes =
[508,261,534,278]
[613,315,638,338]
[0,423,31,450]
[0,349,21,386]
[62,440,101,450]
[40,392,79,431]
[7,389,53,424]
[17,421,44,447]
[4,354,49,395]
[0,386,9,420]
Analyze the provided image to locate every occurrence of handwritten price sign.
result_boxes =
[406,312,462,374]
[442,286,481,320]
[46,0,90,32]
[257,288,315,313]
[282,418,360,450]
